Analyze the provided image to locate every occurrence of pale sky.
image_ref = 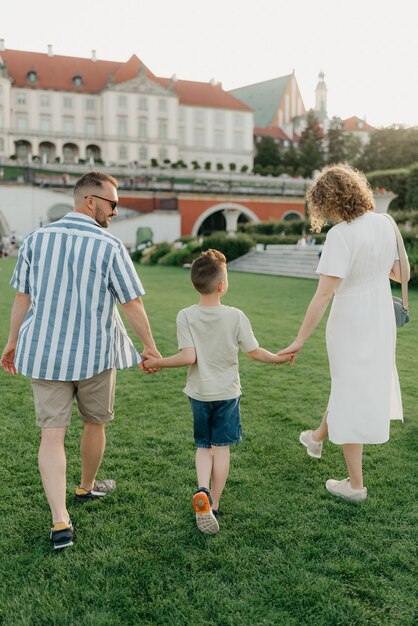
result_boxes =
[2,0,417,128]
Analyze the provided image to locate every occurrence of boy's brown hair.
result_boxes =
[191,249,226,294]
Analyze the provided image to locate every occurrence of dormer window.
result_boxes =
[72,75,82,87]
[27,70,37,83]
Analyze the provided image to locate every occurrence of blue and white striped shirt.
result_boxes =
[11,212,145,381]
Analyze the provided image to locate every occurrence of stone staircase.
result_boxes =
[227,244,322,279]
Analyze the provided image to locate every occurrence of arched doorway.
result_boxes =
[198,211,226,236]
[63,143,79,164]
[282,211,304,221]
[192,202,259,237]
[86,144,101,162]
[48,203,73,222]
[39,141,56,163]
[14,139,32,160]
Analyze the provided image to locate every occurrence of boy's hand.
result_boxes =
[141,355,161,373]
[273,353,292,365]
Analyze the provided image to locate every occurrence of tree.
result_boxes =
[298,110,325,177]
[326,117,346,164]
[358,126,418,172]
[254,136,282,168]
[282,143,300,175]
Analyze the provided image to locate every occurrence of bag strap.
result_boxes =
[383,213,409,310]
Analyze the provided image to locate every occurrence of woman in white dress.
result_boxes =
[279,164,409,501]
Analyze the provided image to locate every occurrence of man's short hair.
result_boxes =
[191,249,226,294]
[74,171,118,196]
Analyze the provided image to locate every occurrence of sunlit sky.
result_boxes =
[2,0,417,128]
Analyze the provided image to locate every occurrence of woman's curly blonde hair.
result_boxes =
[307,163,375,233]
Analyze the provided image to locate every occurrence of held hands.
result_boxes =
[0,343,18,375]
[139,347,162,374]
[276,339,304,365]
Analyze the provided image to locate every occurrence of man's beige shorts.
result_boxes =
[30,369,116,428]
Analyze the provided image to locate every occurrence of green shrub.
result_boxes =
[130,249,143,263]
[201,232,254,261]
[366,168,410,211]
[405,165,418,210]
[141,243,171,265]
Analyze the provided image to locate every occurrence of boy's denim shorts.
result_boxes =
[189,396,242,448]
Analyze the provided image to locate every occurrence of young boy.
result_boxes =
[143,249,288,534]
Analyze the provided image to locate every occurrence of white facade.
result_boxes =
[0,60,253,171]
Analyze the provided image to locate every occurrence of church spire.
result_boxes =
[315,70,327,117]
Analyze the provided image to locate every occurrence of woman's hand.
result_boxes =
[277,339,304,363]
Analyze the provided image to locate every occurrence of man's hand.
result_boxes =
[139,347,162,374]
[0,343,18,375]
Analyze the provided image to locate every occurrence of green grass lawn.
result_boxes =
[0,259,416,626]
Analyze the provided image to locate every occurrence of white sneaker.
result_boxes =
[299,430,323,459]
[326,478,367,502]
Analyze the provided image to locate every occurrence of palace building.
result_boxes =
[0,40,254,170]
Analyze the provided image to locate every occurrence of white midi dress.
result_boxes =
[317,211,403,444]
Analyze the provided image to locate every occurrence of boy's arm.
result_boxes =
[143,347,196,370]
[247,347,290,365]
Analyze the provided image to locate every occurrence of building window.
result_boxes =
[139,145,148,161]
[16,93,27,105]
[233,132,243,150]
[40,116,52,132]
[158,98,167,112]
[234,114,243,128]
[72,75,82,87]
[118,95,127,108]
[16,115,28,131]
[214,131,224,149]
[0,137,4,151]
[27,70,37,83]
[159,148,168,161]
[215,111,225,126]
[138,118,148,139]
[178,108,185,122]
[118,117,128,136]
[138,97,148,111]
[194,129,204,148]
[40,94,50,107]
[119,145,128,160]
[0,106,3,128]
[86,98,96,111]
[63,96,73,109]
[194,109,205,125]
[63,117,75,134]
[85,119,96,137]
[158,120,168,140]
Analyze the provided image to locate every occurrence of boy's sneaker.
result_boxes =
[192,488,220,534]
[50,521,74,550]
[299,430,323,459]
[326,478,367,502]
[75,479,116,503]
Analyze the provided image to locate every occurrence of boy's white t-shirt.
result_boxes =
[176,304,259,401]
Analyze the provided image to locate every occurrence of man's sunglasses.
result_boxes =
[85,195,118,211]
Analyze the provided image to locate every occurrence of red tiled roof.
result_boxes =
[254,126,290,141]
[342,116,375,132]
[157,77,252,111]
[1,49,124,93]
[0,48,252,110]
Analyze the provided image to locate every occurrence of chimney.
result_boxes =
[47,44,53,57]
[91,49,97,62]
[0,39,5,52]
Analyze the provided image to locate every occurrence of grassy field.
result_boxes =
[0,258,416,626]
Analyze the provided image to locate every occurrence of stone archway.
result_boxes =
[192,202,259,237]
[39,141,56,164]
[0,209,11,237]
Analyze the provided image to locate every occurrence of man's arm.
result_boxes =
[0,292,31,375]
[120,296,161,360]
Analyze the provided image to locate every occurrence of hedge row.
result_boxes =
[366,163,418,211]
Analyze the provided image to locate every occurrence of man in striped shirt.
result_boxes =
[0,171,160,550]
